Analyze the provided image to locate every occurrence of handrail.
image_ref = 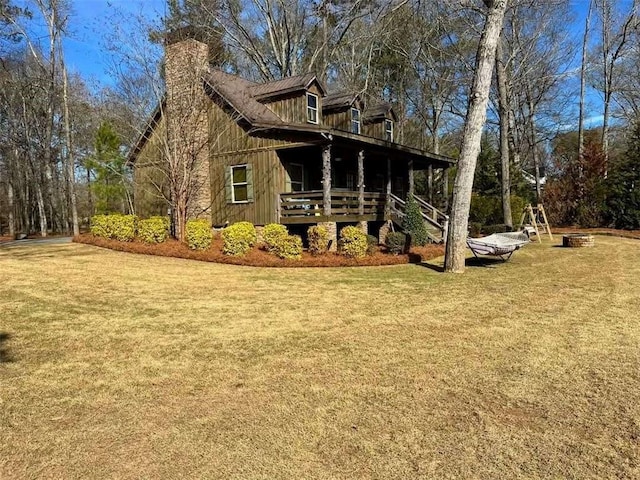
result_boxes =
[280,191,447,244]
[414,195,448,224]
[388,192,448,242]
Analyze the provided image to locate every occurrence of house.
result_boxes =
[129,27,455,247]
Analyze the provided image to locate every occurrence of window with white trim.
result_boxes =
[385,119,394,142]
[231,164,249,202]
[307,93,319,124]
[351,108,361,134]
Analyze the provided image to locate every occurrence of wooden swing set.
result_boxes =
[519,204,553,243]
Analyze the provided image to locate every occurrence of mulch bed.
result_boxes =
[73,234,444,268]
[552,227,640,241]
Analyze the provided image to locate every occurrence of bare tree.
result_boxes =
[495,33,512,226]
[594,0,638,172]
[578,0,594,160]
[444,0,508,274]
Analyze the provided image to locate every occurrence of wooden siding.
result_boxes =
[324,110,351,132]
[263,83,323,125]
[133,116,169,217]
[363,120,387,140]
[209,99,292,226]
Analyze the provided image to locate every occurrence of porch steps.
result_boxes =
[388,194,448,244]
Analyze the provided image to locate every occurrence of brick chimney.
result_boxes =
[165,27,211,221]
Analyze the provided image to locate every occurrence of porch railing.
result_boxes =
[388,193,448,243]
[279,190,387,222]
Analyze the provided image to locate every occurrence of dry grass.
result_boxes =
[1,237,639,479]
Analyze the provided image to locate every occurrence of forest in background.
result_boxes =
[1,0,639,237]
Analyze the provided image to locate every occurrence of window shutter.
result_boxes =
[224,166,233,203]
[246,163,254,202]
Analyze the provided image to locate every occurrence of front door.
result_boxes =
[288,163,305,192]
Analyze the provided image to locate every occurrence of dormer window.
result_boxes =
[385,119,394,142]
[307,93,319,124]
[351,108,361,134]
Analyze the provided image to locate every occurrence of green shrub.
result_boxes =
[307,225,329,255]
[222,221,257,256]
[111,215,137,242]
[366,234,378,255]
[470,194,529,227]
[261,223,288,251]
[481,224,510,235]
[90,214,111,238]
[468,222,482,238]
[272,234,303,260]
[385,231,407,255]
[339,225,367,258]
[402,194,429,246]
[90,214,137,241]
[186,219,213,250]
[138,216,169,244]
[510,196,528,223]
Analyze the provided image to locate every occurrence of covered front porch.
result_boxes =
[275,135,453,243]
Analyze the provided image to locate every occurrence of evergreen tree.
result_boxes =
[605,122,640,229]
[402,194,429,246]
[87,122,130,214]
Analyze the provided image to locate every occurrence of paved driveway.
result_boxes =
[0,237,72,248]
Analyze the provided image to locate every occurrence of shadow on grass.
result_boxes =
[417,256,505,272]
[0,245,89,259]
[0,332,13,363]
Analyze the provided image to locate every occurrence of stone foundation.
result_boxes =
[378,221,391,245]
[318,221,338,252]
[357,221,368,236]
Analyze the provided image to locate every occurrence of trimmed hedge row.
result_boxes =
[138,216,170,244]
[90,214,138,242]
[186,219,213,250]
[339,226,368,258]
[91,216,381,260]
[222,221,257,256]
[91,214,170,244]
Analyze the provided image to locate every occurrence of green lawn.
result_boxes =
[1,238,639,479]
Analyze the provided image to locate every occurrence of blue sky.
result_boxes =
[20,0,604,126]
[47,1,592,86]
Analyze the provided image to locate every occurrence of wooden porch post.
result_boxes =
[385,157,392,218]
[428,165,434,203]
[443,167,449,211]
[322,144,331,216]
[357,150,365,215]
[408,159,414,196]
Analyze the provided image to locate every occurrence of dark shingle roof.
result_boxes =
[364,102,397,123]
[203,70,283,125]
[249,73,326,100]
[322,91,359,111]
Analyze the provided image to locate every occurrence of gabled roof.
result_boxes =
[203,70,283,125]
[129,69,449,166]
[322,91,360,112]
[364,102,398,123]
[249,73,326,100]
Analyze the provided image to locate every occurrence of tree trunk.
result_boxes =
[578,0,593,160]
[496,34,512,227]
[61,56,79,236]
[526,94,543,204]
[86,166,93,217]
[8,179,15,238]
[444,0,508,273]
